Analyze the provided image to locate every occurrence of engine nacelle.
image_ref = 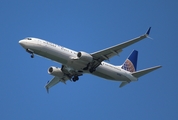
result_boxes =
[48,66,64,77]
[77,51,93,62]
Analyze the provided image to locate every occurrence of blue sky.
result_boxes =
[0,0,177,120]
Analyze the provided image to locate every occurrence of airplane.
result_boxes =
[19,27,161,92]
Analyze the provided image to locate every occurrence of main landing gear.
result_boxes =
[89,68,96,73]
[72,76,79,82]
[26,49,34,58]
[83,63,96,73]
[83,63,90,70]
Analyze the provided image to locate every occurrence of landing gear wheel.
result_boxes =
[72,76,79,82]
[89,68,96,73]
[31,54,34,58]
[26,49,34,58]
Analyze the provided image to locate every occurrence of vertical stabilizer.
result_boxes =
[121,50,138,72]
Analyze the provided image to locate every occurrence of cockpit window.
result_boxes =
[26,38,32,40]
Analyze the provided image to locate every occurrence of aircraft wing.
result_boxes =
[91,27,151,61]
[45,76,69,93]
[45,65,83,93]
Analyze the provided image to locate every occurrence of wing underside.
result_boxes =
[88,28,151,72]
[45,65,83,93]
[45,76,68,93]
[91,27,151,61]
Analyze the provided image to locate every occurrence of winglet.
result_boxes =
[146,27,151,35]
[119,81,129,88]
[45,86,49,93]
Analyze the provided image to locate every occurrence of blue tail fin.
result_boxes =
[121,50,138,72]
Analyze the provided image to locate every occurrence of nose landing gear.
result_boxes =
[31,54,34,58]
[26,49,34,58]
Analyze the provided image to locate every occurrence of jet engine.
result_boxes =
[48,66,64,77]
[77,51,93,62]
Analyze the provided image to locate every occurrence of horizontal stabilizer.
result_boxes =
[132,66,162,78]
[119,81,129,88]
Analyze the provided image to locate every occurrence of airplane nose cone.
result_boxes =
[19,40,26,48]
[19,40,22,45]
[19,40,24,46]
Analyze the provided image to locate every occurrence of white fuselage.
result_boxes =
[19,38,137,82]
